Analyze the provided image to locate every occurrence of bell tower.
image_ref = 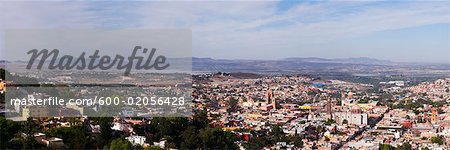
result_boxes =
[431,108,437,124]
[266,88,275,109]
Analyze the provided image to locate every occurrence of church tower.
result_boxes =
[266,88,275,109]
[431,108,437,124]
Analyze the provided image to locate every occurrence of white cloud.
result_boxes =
[1,1,449,62]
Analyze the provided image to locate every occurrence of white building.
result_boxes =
[334,112,368,125]
[126,135,146,146]
[153,140,166,149]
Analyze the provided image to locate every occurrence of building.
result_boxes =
[266,88,276,109]
[334,105,368,125]
[334,112,368,125]
[126,135,147,146]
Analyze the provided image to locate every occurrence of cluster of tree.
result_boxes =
[379,142,411,150]
[324,118,336,125]
[45,125,91,149]
[430,136,444,145]
[0,117,21,149]
[1,117,47,149]
[358,98,370,104]
[144,110,238,149]
[227,98,239,113]
[0,110,239,150]
[243,125,303,149]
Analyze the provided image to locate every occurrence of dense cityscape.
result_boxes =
[1,68,449,149]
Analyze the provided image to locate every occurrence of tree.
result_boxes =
[421,147,430,150]
[0,117,21,149]
[199,127,238,149]
[244,136,269,150]
[227,98,239,113]
[47,126,88,149]
[270,125,285,142]
[133,124,145,136]
[358,99,369,104]
[430,136,444,145]
[98,117,113,146]
[405,115,411,120]
[292,136,303,148]
[396,142,412,150]
[180,126,201,149]
[379,143,394,150]
[7,138,22,149]
[146,117,189,148]
[324,119,336,125]
[109,138,132,150]
[22,117,38,149]
[192,110,209,129]
[79,117,114,149]
[342,119,348,124]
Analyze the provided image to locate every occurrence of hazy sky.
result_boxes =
[0,1,449,63]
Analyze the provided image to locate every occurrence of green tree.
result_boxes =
[46,126,86,149]
[270,125,286,142]
[379,143,394,150]
[358,99,369,104]
[82,117,114,149]
[147,117,188,148]
[192,110,209,129]
[180,126,201,149]
[199,127,238,149]
[227,98,239,113]
[97,117,113,146]
[22,117,38,149]
[244,136,269,150]
[292,136,303,148]
[7,138,23,149]
[109,138,132,150]
[0,117,21,149]
[421,147,430,150]
[342,119,348,124]
[324,119,336,125]
[133,124,145,136]
[430,136,444,145]
[396,142,412,150]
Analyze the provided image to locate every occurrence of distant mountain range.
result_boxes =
[192,57,450,75]
[2,57,450,75]
[282,57,393,65]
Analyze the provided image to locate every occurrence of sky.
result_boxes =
[0,1,449,63]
